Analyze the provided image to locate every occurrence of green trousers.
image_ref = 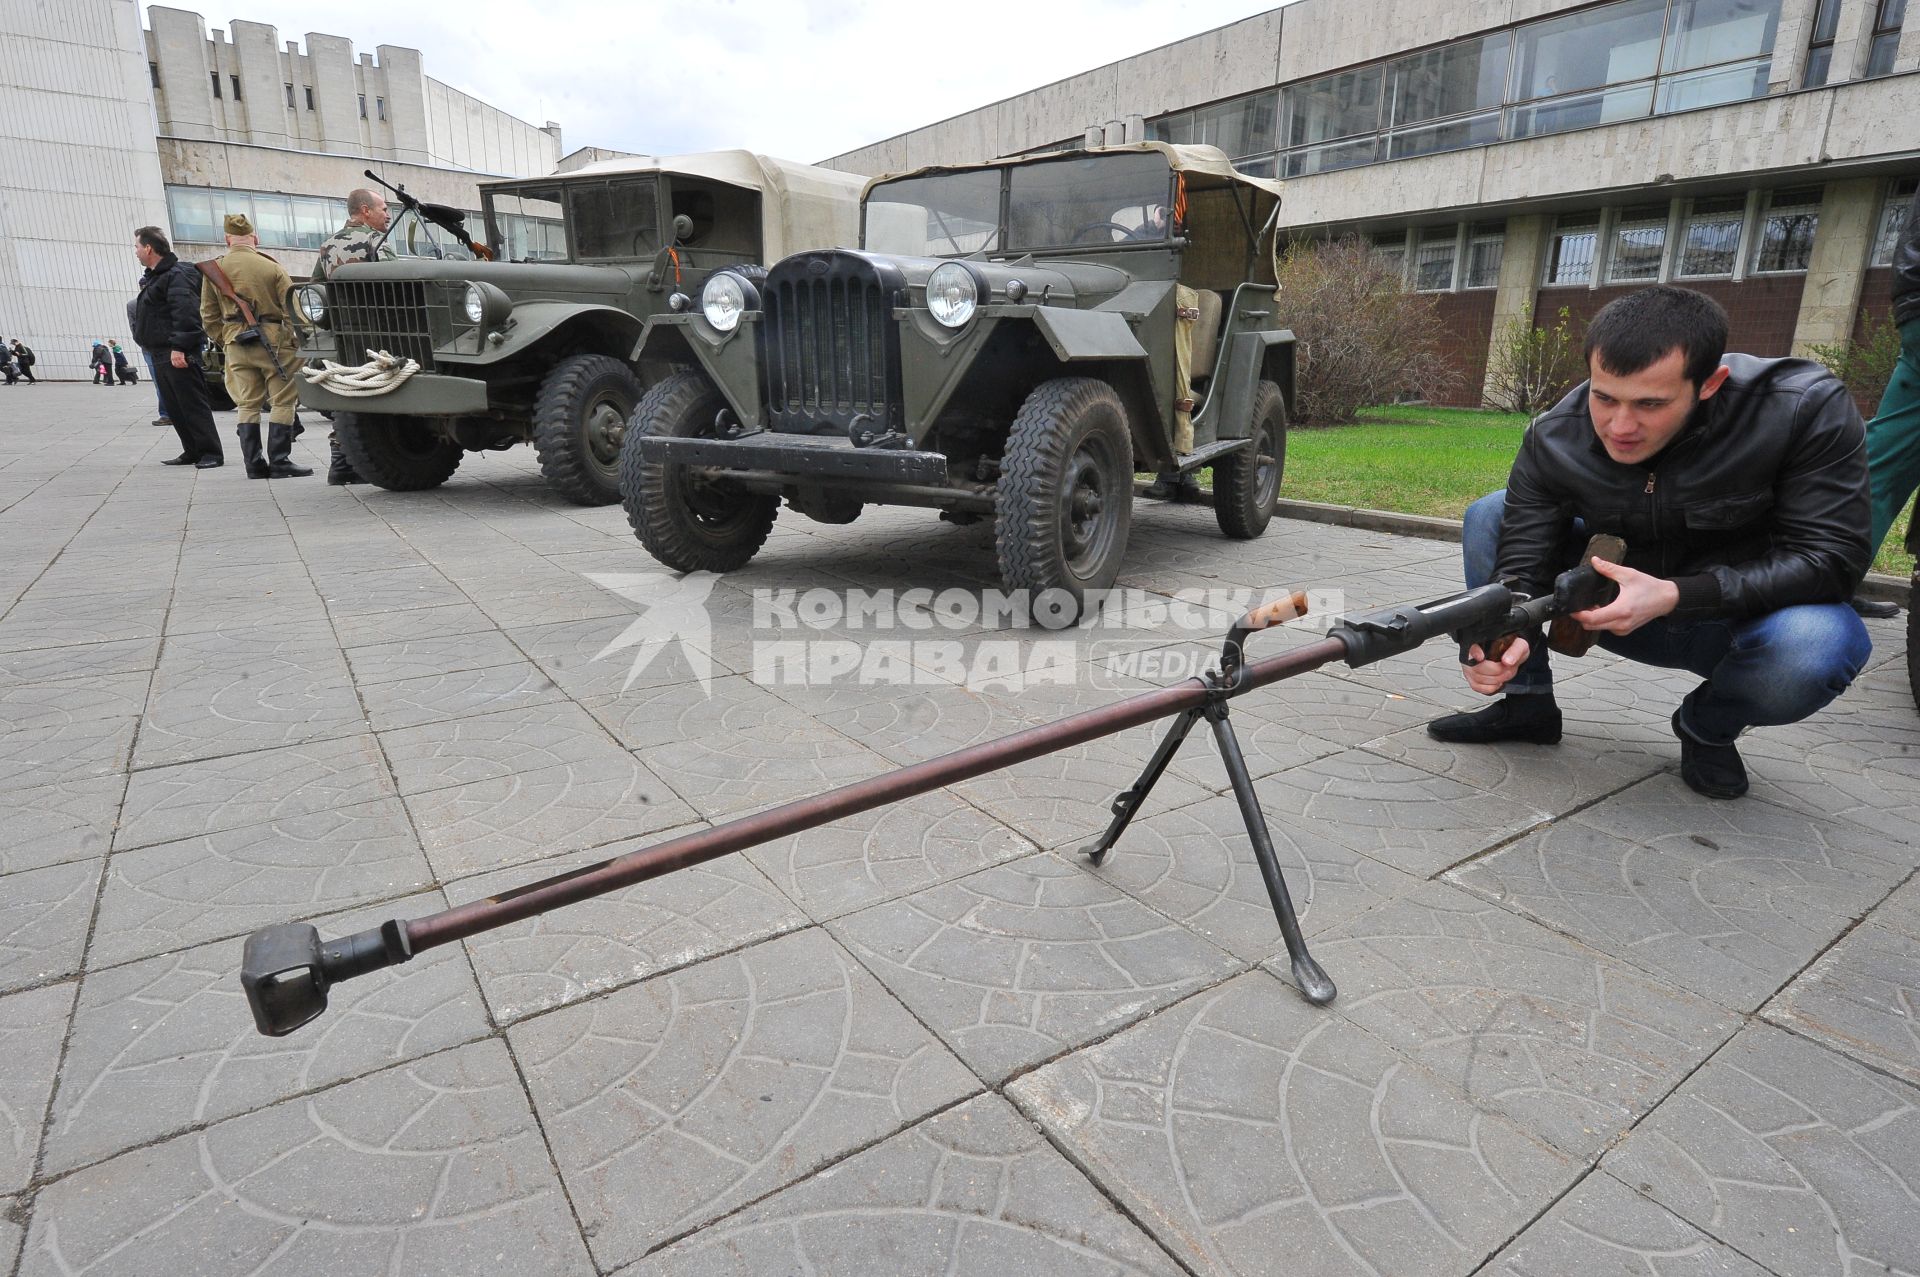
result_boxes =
[1868,318,1920,557]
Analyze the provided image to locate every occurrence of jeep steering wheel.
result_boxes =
[1070,221,1136,244]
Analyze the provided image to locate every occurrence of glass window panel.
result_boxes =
[1545,214,1599,285]
[1513,0,1664,99]
[1466,230,1505,288]
[214,192,254,237]
[1414,228,1459,291]
[1504,82,1655,140]
[1655,56,1772,112]
[1608,204,1669,281]
[1386,111,1500,160]
[1007,152,1172,250]
[167,187,215,243]
[1389,33,1511,126]
[863,169,1003,256]
[293,197,332,250]
[1280,136,1380,177]
[1662,0,1782,73]
[1881,0,1907,28]
[1752,187,1821,273]
[251,193,294,247]
[1811,0,1843,41]
[1370,230,1407,279]
[566,179,658,260]
[1677,195,1746,276]
[1189,94,1277,159]
[1149,112,1191,144]
[1802,42,1833,87]
[1281,65,1384,147]
[1867,31,1901,75]
[1871,179,1915,266]
[1234,155,1278,179]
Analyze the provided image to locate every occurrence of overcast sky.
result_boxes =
[177,1,1296,163]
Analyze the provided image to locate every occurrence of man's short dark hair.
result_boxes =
[1583,284,1729,388]
[135,226,171,256]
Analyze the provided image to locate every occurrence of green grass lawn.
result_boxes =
[1280,404,1915,579]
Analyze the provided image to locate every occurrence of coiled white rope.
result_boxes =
[298,349,421,397]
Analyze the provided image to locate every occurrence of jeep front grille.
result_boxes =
[327,280,439,372]
[762,253,903,434]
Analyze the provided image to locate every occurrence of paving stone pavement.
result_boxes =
[2,390,1917,1275]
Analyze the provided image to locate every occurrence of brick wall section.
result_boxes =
[1535,277,1808,359]
[1426,290,1497,407]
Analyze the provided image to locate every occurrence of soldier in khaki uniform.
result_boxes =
[310,188,395,484]
[199,212,313,478]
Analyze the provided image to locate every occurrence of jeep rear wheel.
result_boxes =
[533,354,643,506]
[995,377,1133,622]
[1213,380,1287,540]
[334,411,462,492]
[622,371,777,573]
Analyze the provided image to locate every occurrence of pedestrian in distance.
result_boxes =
[0,348,16,385]
[199,212,311,478]
[90,340,111,385]
[307,186,396,485]
[1864,179,1920,561]
[110,340,138,385]
[1427,285,1872,801]
[132,225,224,469]
[10,340,37,383]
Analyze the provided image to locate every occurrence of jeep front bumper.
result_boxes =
[638,432,949,485]
[297,372,491,417]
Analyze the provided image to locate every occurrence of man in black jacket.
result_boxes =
[132,226,224,469]
[1867,181,1920,555]
[1428,285,1872,799]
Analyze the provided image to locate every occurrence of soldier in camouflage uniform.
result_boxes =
[199,212,312,479]
[310,188,395,484]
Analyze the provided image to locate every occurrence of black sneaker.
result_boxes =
[1426,696,1563,745]
[1671,707,1747,799]
[1850,595,1900,619]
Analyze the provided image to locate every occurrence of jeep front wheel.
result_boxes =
[334,411,462,492]
[1213,380,1287,539]
[995,377,1134,621]
[621,370,777,573]
[533,354,644,506]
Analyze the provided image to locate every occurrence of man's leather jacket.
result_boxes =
[1493,353,1871,621]
[1894,183,1919,328]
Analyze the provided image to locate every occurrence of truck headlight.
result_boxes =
[701,272,753,333]
[925,262,980,329]
[463,284,485,324]
[459,281,512,330]
[295,284,327,326]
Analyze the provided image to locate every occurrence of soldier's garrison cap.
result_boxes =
[223,212,254,236]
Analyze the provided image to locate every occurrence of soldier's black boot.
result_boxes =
[237,422,269,479]
[326,435,361,486]
[265,423,312,478]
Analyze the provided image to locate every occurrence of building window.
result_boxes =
[1867,0,1908,76]
[376,96,387,122]
[1608,203,1671,282]
[1804,0,1843,85]
[1414,225,1460,291]
[304,86,314,111]
[1545,213,1600,285]
[1279,66,1384,176]
[229,75,242,101]
[284,83,294,107]
[149,62,159,88]
[1751,186,1822,273]
[358,94,368,119]
[1871,177,1917,265]
[1676,194,1746,277]
[1369,229,1408,281]
[1465,221,1505,287]
[210,71,221,100]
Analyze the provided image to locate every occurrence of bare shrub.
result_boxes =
[1807,310,1903,414]
[1273,236,1459,424]
[1484,303,1579,415]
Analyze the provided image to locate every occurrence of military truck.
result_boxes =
[621,143,1294,615]
[290,152,865,505]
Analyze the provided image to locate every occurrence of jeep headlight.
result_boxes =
[295,284,327,326]
[701,273,750,333]
[925,262,980,329]
[459,281,512,330]
[463,284,485,324]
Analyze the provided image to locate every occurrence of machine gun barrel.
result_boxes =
[362,168,493,260]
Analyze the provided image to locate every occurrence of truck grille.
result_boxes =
[762,253,903,434]
[327,280,438,372]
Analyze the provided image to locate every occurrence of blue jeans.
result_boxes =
[142,350,166,416]
[1462,490,1870,744]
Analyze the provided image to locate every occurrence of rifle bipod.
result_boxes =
[242,574,1589,1039]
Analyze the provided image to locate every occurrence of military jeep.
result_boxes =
[292,152,864,505]
[622,143,1295,612]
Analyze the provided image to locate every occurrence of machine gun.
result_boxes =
[363,168,494,261]
[240,542,1625,1038]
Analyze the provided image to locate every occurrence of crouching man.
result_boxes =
[1428,285,1872,799]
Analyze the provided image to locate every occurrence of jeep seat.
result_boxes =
[1188,288,1223,383]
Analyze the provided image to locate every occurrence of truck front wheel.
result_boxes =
[334,411,462,492]
[533,354,644,506]
[621,371,777,573]
[1212,380,1287,540]
[995,377,1134,622]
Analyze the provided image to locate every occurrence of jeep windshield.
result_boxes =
[483,177,661,263]
[863,151,1175,258]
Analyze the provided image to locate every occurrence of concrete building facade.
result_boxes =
[825,0,1919,407]
[0,0,170,381]
[145,6,564,278]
